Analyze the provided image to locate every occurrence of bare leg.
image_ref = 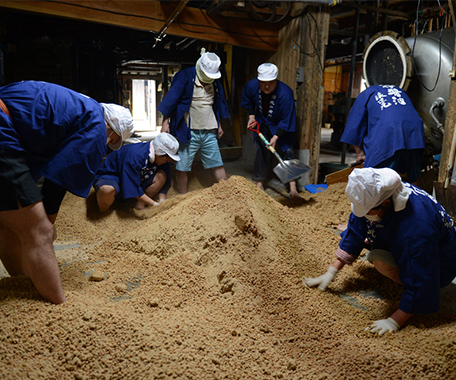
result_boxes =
[0,227,24,275]
[176,170,189,194]
[289,180,302,199]
[96,185,116,213]
[0,202,66,304]
[136,171,166,209]
[213,166,227,182]
[256,181,265,191]
[144,171,166,199]
[336,223,348,232]
[372,260,401,284]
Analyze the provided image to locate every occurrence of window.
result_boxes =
[132,79,157,132]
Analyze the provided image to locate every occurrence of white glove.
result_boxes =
[365,318,400,335]
[303,266,338,291]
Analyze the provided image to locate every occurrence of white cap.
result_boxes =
[257,63,278,81]
[198,52,221,79]
[101,103,134,150]
[152,133,180,161]
[346,167,410,217]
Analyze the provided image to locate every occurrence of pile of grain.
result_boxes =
[0,176,455,379]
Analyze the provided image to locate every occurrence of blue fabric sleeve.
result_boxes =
[339,213,370,258]
[398,234,441,314]
[157,70,187,118]
[240,79,257,112]
[276,84,296,133]
[340,88,371,147]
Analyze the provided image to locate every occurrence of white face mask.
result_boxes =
[365,213,381,222]
[106,130,114,145]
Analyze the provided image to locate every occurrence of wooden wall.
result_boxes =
[272,5,330,184]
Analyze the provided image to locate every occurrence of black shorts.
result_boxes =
[0,149,43,211]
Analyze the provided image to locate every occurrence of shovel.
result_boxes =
[248,121,311,183]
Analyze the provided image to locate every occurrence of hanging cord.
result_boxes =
[292,11,324,74]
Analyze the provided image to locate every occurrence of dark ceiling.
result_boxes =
[0,1,450,65]
[0,0,451,92]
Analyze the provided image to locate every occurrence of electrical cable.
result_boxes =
[292,12,324,74]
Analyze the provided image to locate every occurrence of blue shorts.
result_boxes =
[376,149,423,183]
[176,129,224,172]
[93,177,120,198]
[0,149,43,211]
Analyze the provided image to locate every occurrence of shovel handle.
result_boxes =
[248,121,278,155]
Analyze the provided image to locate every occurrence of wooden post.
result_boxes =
[295,6,330,184]
[438,26,456,183]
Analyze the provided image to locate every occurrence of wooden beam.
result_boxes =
[0,1,278,51]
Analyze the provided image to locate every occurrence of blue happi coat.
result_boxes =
[338,183,456,314]
[157,67,230,144]
[341,85,425,168]
[94,142,171,199]
[0,80,107,198]
[240,78,296,152]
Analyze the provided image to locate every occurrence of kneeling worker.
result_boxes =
[94,132,180,212]
[303,167,456,335]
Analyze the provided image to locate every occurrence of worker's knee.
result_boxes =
[96,185,116,212]
[153,170,166,186]
[23,216,54,247]
[97,185,116,197]
[366,249,401,284]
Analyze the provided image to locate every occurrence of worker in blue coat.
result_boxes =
[157,49,230,194]
[304,167,456,335]
[240,63,301,198]
[341,85,425,184]
[0,80,134,304]
[93,132,180,212]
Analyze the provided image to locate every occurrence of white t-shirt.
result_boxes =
[187,76,218,130]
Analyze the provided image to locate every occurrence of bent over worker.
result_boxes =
[0,80,134,304]
[94,132,180,212]
[240,63,301,198]
[341,85,425,185]
[303,167,456,335]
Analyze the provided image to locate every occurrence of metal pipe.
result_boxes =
[430,97,446,133]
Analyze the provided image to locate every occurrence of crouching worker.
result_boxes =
[303,167,456,335]
[94,132,180,212]
[0,80,134,304]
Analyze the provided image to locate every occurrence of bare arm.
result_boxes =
[161,117,170,134]
[247,115,256,129]
[135,194,158,207]
[353,145,365,162]
[218,123,224,139]
[390,308,413,328]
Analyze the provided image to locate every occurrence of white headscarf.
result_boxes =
[346,167,411,217]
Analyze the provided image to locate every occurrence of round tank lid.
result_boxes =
[363,30,413,90]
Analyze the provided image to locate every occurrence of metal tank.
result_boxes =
[362,28,455,159]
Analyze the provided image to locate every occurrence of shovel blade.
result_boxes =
[273,159,312,183]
